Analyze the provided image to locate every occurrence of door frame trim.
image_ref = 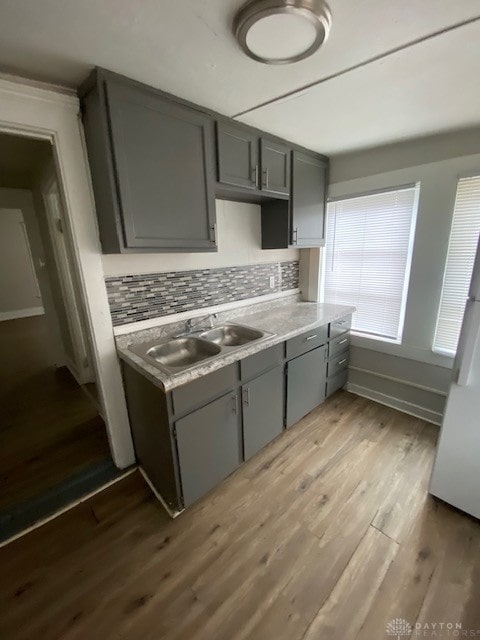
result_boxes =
[0,74,135,468]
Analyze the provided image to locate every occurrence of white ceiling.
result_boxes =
[0,0,479,154]
[239,19,480,153]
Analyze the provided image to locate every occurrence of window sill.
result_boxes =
[351,330,401,345]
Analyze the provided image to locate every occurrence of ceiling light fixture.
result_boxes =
[233,0,331,65]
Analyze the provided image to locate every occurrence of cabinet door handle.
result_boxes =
[211,223,217,244]
[292,228,298,245]
[262,168,269,189]
[252,164,259,187]
[305,334,318,341]
[232,394,238,414]
[243,387,250,407]
[339,338,348,345]
[337,358,347,366]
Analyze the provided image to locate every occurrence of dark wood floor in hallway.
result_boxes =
[0,315,110,511]
[1,391,479,640]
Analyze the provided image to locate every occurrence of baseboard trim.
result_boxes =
[0,306,44,321]
[348,365,448,397]
[346,382,443,426]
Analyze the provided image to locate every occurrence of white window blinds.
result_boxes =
[433,175,480,355]
[323,185,418,341]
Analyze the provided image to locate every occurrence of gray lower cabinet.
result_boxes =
[81,69,217,253]
[329,315,352,339]
[242,365,284,460]
[123,320,346,513]
[325,317,351,398]
[326,369,348,397]
[175,392,241,507]
[286,345,328,427]
[216,122,259,190]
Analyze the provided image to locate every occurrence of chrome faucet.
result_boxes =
[182,313,218,335]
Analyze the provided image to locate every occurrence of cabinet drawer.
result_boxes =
[329,315,352,339]
[240,343,284,381]
[172,364,237,416]
[327,352,350,378]
[286,325,328,360]
[326,369,348,398]
[328,332,350,358]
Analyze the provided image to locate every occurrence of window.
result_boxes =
[323,185,419,342]
[433,175,480,355]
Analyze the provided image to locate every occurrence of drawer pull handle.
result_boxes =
[305,334,318,341]
[339,338,348,344]
[336,320,347,325]
[337,358,347,366]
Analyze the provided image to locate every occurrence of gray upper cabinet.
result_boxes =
[216,122,259,190]
[261,149,327,249]
[215,123,293,199]
[81,68,329,254]
[260,138,291,196]
[242,365,284,460]
[291,151,327,247]
[175,392,241,507]
[81,70,217,253]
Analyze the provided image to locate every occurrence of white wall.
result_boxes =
[329,136,480,424]
[0,207,43,319]
[102,199,299,276]
[0,187,66,366]
[330,126,480,183]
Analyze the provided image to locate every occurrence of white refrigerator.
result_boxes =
[429,236,480,519]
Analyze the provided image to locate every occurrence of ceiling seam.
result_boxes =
[232,14,480,119]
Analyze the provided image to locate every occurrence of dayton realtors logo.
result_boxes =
[386,618,413,639]
[386,618,480,637]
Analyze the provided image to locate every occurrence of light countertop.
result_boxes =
[116,300,355,392]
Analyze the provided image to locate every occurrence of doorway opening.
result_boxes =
[0,132,117,543]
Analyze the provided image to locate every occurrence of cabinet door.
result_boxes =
[105,80,217,251]
[291,151,327,247]
[216,122,259,190]
[175,393,241,507]
[287,346,327,427]
[260,138,290,196]
[242,365,284,460]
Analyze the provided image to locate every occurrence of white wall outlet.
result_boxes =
[269,276,275,289]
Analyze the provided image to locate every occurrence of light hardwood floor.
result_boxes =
[0,316,111,510]
[1,391,479,640]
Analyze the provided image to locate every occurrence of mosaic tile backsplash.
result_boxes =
[106,260,299,326]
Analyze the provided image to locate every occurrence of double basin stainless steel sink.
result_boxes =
[129,323,275,374]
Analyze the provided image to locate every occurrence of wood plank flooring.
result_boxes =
[1,391,480,640]
[0,316,111,510]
